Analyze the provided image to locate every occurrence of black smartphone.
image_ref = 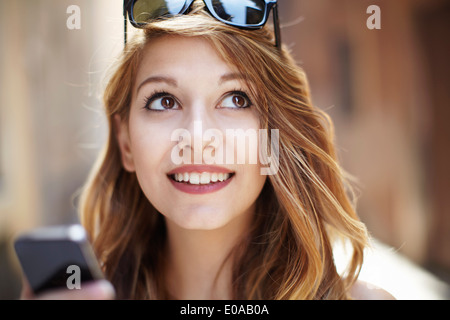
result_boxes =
[14,224,104,295]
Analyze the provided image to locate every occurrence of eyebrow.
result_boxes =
[219,73,249,85]
[136,72,249,94]
[136,76,178,94]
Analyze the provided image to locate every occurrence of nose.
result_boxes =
[179,101,223,165]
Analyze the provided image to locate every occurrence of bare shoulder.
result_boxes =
[351,280,396,300]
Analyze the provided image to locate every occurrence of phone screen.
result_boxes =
[14,225,104,294]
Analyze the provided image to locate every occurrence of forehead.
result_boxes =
[136,35,234,83]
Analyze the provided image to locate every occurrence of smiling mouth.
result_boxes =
[168,172,235,185]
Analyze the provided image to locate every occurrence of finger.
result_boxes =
[20,277,35,300]
[36,280,115,300]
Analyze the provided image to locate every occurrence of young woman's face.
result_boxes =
[116,36,267,230]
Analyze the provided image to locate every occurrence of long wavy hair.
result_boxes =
[79,1,368,299]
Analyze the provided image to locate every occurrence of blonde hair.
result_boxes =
[80,2,368,299]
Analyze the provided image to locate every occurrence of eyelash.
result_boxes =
[142,89,253,111]
[143,90,177,112]
[223,89,253,110]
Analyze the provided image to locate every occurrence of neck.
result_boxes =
[163,209,254,300]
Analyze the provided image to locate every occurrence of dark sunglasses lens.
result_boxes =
[132,0,186,24]
[210,0,266,26]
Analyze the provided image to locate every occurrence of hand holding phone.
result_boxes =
[19,277,115,300]
[14,224,114,299]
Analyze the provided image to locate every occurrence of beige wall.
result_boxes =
[280,0,450,274]
[0,0,123,234]
[0,0,122,298]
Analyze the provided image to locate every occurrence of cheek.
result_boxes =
[127,117,172,189]
[220,112,263,163]
[128,124,179,217]
[130,130,163,168]
[224,116,267,203]
[239,163,267,201]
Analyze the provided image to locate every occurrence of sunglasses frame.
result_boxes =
[123,0,281,49]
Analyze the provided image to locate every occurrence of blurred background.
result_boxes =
[0,0,449,299]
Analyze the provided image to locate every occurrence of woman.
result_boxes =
[22,0,393,299]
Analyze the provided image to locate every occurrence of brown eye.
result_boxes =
[161,97,175,109]
[144,92,180,111]
[232,95,246,108]
[220,91,252,109]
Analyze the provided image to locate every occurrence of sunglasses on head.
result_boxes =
[123,0,281,49]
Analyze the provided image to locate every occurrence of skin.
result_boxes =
[20,35,394,300]
[116,36,267,298]
[117,36,267,232]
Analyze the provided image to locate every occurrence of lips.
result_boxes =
[167,165,235,194]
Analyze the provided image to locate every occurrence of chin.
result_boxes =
[167,207,238,231]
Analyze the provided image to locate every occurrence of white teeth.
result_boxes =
[200,172,210,184]
[189,173,200,185]
[172,172,233,184]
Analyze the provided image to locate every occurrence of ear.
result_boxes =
[114,114,136,172]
